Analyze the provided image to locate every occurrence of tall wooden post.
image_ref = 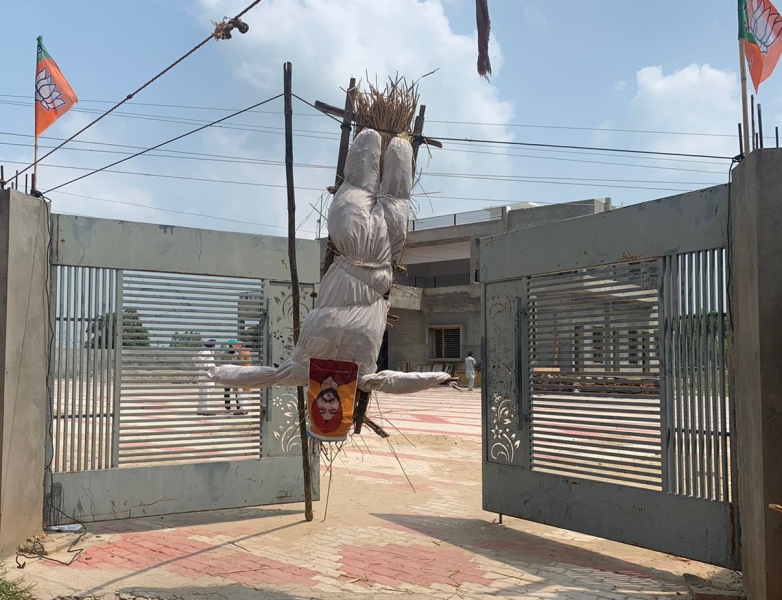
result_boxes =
[283,62,313,522]
[321,78,356,277]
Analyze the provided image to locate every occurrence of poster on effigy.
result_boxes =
[307,358,358,442]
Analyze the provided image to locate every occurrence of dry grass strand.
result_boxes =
[353,75,419,174]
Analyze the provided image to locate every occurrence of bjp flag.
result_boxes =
[35,36,78,137]
[307,358,358,442]
[740,0,782,92]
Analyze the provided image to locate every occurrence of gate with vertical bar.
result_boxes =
[478,185,739,569]
[47,214,319,523]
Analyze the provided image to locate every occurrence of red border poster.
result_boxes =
[307,358,358,442]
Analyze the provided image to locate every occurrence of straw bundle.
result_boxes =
[353,76,419,173]
[476,0,492,78]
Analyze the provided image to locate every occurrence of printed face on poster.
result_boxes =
[307,358,358,442]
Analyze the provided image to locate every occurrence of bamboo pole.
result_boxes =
[32,134,39,192]
[321,78,356,277]
[283,61,313,522]
[740,40,751,154]
[738,123,745,155]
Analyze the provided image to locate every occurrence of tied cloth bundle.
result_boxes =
[207,78,453,398]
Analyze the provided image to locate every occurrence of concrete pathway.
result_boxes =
[8,389,728,599]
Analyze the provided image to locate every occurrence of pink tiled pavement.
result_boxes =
[8,388,729,600]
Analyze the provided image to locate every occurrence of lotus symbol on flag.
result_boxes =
[749,0,782,55]
[35,68,66,111]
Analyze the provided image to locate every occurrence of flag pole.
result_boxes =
[32,135,39,193]
[740,39,751,155]
[33,36,40,193]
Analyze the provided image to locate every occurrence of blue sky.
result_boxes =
[0,1,773,237]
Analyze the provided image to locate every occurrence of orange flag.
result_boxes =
[35,36,78,137]
[741,0,782,92]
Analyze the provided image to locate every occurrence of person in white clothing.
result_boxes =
[465,351,477,392]
[193,339,217,415]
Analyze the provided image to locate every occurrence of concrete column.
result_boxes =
[0,189,49,557]
[731,149,782,599]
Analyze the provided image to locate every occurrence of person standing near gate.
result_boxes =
[465,351,477,392]
[193,339,217,415]
[224,339,250,414]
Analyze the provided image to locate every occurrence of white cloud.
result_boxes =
[523,5,547,30]
[193,0,516,223]
[629,64,741,159]
[613,80,626,92]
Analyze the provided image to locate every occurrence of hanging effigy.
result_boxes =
[208,79,454,438]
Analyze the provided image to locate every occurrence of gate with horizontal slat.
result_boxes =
[47,214,320,523]
[478,186,739,569]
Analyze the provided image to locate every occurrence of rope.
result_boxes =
[20,0,266,190]
[44,93,283,194]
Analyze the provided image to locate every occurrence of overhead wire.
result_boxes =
[0,158,708,194]
[0,82,732,227]
[12,0,269,184]
[50,190,317,235]
[0,100,339,140]
[43,94,284,194]
[0,139,728,182]
[0,92,764,140]
[430,135,732,161]
[0,158,324,191]
[293,93,734,161]
[0,130,729,174]
[2,93,738,162]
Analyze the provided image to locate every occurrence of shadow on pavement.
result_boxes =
[88,506,302,535]
[105,586,438,600]
[373,512,689,597]
[62,585,306,600]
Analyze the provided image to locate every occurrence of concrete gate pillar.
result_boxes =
[731,149,782,599]
[0,189,49,557]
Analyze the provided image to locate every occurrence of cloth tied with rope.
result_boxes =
[209,129,452,394]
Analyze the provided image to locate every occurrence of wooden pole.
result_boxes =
[412,105,427,165]
[334,78,356,189]
[321,78,356,277]
[740,39,751,154]
[283,61,313,522]
[738,123,745,156]
[776,126,779,148]
[32,134,39,192]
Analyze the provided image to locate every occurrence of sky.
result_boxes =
[0,1,774,239]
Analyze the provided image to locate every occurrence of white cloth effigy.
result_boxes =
[208,130,451,393]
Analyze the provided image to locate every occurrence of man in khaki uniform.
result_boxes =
[224,339,251,414]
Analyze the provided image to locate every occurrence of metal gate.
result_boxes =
[46,214,320,523]
[478,186,739,569]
